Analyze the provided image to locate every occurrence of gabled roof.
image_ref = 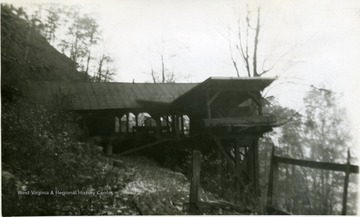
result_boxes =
[22,81,197,111]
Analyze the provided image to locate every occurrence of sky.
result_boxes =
[4,0,360,149]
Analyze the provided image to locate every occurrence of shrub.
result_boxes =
[2,100,122,215]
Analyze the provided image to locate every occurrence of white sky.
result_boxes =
[4,0,360,150]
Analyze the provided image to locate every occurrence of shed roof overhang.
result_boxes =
[171,77,276,113]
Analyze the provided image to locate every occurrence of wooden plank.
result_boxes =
[266,145,275,212]
[189,150,201,214]
[203,116,276,127]
[253,137,260,194]
[234,142,241,204]
[342,149,351,215]
[126,113,129,133]
[274,156,359,174]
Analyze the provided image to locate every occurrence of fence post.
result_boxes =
[189,150,201,214]
[342,149,351,215]
[266,145,278,213]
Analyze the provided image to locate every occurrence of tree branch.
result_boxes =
[253,7,261,77]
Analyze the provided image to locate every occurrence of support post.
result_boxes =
[253,137,260,195]
[135,113,139,132]
[266,145,278,213]
[235,141,241,205]
[342,149,351,215]
[189,150,201,214]
[171,114,176,135]
[181,115,185,135]
[166,115,170,133]
[155,115,161,136]
[126,113,129,133]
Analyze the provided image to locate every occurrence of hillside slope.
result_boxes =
[102,156,248,215]
[1,4,85,85]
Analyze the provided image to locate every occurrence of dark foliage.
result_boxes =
[1,99,127,215]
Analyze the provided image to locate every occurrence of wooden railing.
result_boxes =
[266,145,359,215]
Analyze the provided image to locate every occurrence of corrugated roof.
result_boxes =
[22,81,198,111]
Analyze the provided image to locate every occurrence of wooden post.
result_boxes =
[126,113,129,133]
[135,113,139,132]
[180,115,185,135]
[253,137,260,195]
[189,150,201,214]
[342,149,351,215]
[155,115,161,136]
[266,145,278,213]
[166,115,170,133]
[234,141,241,205]
[171,114,176,135]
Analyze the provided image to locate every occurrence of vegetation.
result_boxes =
[258,88,358,215]
[1,4,120,215]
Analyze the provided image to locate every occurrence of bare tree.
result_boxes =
[228,6,272,78]
[149,40,177,83]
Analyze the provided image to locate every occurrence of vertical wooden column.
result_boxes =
[189,150,201,214]
[174,115,179,138]
[134,113,139,132]
[125,113,129,133]
[266,145,279,213]
[155,115,161,136]
[166,116,170,133]
[180,115,185,135]
[257,92,262,116]
[253,137,260,194]
[234,140,241,204]
[171,114,176,135]
[342,149,351,215]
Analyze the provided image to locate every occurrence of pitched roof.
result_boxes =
[172,77,275,107]
[22,77,276,111]
[22,81,197,111]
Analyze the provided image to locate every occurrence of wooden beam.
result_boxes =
[274,156,359,174]
[266,145,276,212]
[209,89,222,105]
[126,113,129,133]
[135,113,139,128]
[253,137,260,194]
[203,116,276,127]
[181,115,185,134]
[247,91,262,116]
[234,142,241,204]
[342,149,351,215]
[189,150,201,214]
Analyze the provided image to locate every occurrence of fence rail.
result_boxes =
[266,145,358,215]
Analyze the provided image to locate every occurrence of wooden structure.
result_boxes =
[23,76,277,199]
[266,145,359,215]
